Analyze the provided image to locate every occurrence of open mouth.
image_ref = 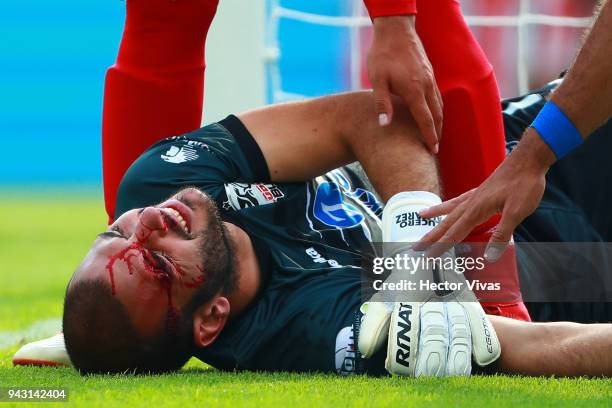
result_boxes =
[161,200,193,235]
[166,208,189,233]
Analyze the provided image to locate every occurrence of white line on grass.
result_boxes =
[0,318,62,349]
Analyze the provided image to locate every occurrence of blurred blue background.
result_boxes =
[271,0,353,100]
[0,0,591,189]
[0,1,125,187]
[0,0,352,188]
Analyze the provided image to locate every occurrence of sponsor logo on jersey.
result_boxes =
[185,140,211,151]
[394,303,414,369]
[335,311,364,375]
[330,170,382,217]
[161,145,199,164]
[335,326,357,375]
[350,187,382,218]
[223,182,285,210]
[313,182,364,228]
[305,247,342,268]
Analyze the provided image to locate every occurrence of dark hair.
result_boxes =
[63,210,236,375]
[63,279,193,374]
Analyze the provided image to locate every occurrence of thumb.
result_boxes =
[358,301,393,358]
[372,79,393,126]
[484,212,516,262]
[461,301,501,366]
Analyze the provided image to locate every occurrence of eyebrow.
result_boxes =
[96,231,122,240]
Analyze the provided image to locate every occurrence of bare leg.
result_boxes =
[342,95,440,200]
[490,315,612,376]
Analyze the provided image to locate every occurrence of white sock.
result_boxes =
[382,191,442,242]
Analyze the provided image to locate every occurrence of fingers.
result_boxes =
[417,190,497,256]
[407,93,439,154]
[386,301,471,377]
[372,78,394,127]
[358,301,393,358]
[427,81,444,151]
[413,302,448,377]
[372,70,442,155]
[484,208,519,262]
[445,302,471,376]
[433,81,444,140]
[460,301,501,366]
[399,71,443,154]
[385,302,420,376]
[431,209,491,256]
[415,202,467,253]
[419,190,474,219]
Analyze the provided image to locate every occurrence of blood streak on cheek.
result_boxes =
[105,210,171,294]
[183,265,205,288]
[105,243,142,295]
[104,241,179,328]
[184,276,204,288]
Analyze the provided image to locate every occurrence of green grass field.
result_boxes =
[1,195,611,407]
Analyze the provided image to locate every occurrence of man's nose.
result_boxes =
[134,207,167,244]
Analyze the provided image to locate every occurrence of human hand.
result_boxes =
[418,129,556,261]
[358,247,500,376]
[367,16,443,154]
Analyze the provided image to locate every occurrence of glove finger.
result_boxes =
[461,301,501,366]
[414,302,449,377]
[445,301,471,376]
[358,301,393,358]
[385,302,420,376]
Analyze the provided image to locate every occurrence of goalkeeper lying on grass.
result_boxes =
[15,82,612,377]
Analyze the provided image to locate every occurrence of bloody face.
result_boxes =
[71,187,228,337]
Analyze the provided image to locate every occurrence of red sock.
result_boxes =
[462,233,531,322]
[416,0,530,321]
[102,0,218,223]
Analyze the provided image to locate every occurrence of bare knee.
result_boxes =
[337,92,424,149]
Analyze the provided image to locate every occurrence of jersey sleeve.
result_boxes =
[501,79,561,151]
[114,115,270,217]
[363,0,417,18]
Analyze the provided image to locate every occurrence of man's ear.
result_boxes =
[192,296,230,347]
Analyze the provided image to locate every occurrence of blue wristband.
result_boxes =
[530,100,583,159]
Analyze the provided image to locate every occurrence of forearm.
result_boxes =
[240,92,439,201]
[239,95,355,182]
[506,128,557,174]
[490,315,612,377]
[551,0,612,138]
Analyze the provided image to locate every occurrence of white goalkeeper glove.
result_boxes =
[358,191,501,377]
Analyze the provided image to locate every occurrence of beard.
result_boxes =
[175,187,237,311]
